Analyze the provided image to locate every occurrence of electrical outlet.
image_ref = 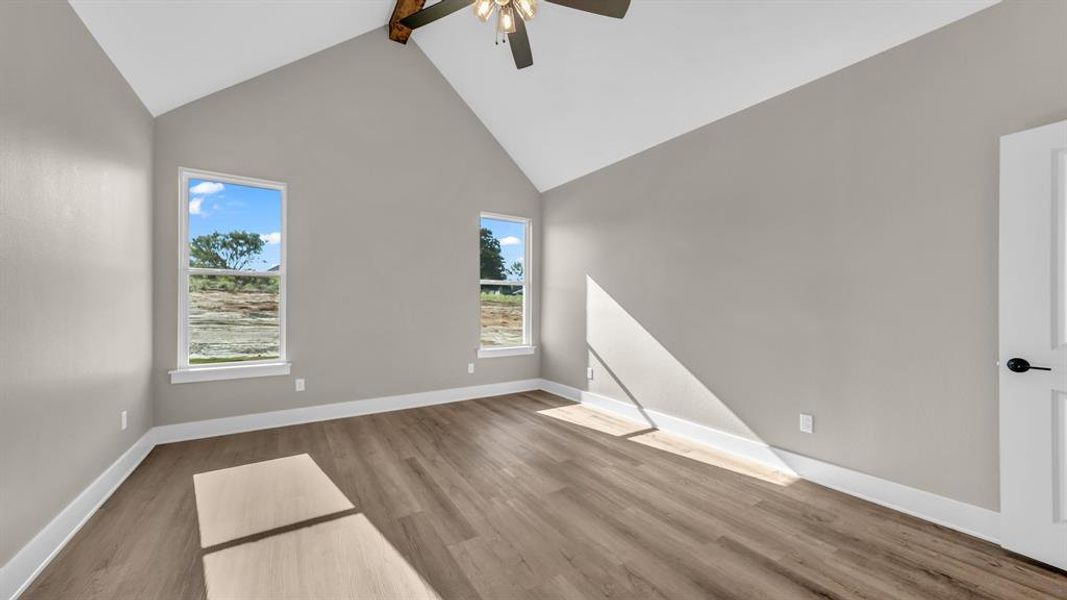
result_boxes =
[467,362,475,374]
[586,367,595,380]
[799,413,814,434]
[295,378,306,392]
[121,410,128,431]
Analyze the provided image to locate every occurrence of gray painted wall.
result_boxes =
[152,30,541,425]
[541,0,1067,510]
[0,2,154,565]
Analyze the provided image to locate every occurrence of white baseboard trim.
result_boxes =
[153,378,543,444]
[552,384,649,423]
[538,379,1000,544]
[772,448,1000,543]
[537,378,580,402]
[2,378,543,600]
[0,431,155,600]
[639,408,792,473]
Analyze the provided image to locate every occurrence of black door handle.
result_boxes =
[1006,358,1052,373]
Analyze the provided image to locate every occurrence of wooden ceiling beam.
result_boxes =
[388,0,428,44]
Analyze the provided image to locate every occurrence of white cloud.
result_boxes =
[260,232,282,245]
[498,235,521,246]
[190,181,224,195]
[189,197,204,215]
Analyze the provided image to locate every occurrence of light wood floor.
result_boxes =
[25,391,1066,599]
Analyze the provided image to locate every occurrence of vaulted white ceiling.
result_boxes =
[68,0,397,116]
[70,0,998,191]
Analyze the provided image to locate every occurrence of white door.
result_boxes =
[999,119,1067,570]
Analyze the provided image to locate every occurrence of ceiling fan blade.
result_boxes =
[545,0,630,18]
[508,17,534,69]
[400,0,471,30]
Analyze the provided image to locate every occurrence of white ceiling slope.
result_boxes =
[69,0,396,116]
[71,0,998,191]
[414,0,997,190]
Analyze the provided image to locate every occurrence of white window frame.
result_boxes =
[170,168,289,383]
[478,212,535,359]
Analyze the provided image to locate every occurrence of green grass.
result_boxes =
[190,274,279,293]
[190,355,279,365]
[481,291,523,305]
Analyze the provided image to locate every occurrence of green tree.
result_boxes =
[190,231,265,270]
[509,261,524,280]
[480,228,506,280]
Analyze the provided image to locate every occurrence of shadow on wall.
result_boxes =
[584,275,795,474]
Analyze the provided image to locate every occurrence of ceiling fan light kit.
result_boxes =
[475,0,534,31]
[514,0,537,21]
[396,0,630,69]
[497,3,517,35]
[473,0,494,22]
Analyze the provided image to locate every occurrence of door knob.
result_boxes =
[1006,358,1052,373]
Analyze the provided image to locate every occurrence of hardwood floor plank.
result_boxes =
[393,511,483,600]
[22,393,1067,600]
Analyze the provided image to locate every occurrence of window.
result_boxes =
[479,213,533,357]
[172,169,288,383]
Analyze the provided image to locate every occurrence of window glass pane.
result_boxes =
[480,216,525,282]
[481,284,523,347]
[188,178,282,271]
[189,274,279,364]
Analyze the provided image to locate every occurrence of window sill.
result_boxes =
[169,362,291,384]
[477,346,536,359]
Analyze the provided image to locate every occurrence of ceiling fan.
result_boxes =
[395,0,631,70]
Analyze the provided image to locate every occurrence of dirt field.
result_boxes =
[480,296,523,347]
[188,287,521,362]
[189,288,279,363]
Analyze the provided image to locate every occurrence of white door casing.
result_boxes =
[999,119,1067,569]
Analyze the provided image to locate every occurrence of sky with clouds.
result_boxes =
[188,178,281,271]
[481,216,525,281]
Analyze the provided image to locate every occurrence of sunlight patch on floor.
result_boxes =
[194,454,441,599]
[537,404,651,437]
[537,403,795,486]
[629,430,797,486]
[202,513,441,600]
[193,453,355,547]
